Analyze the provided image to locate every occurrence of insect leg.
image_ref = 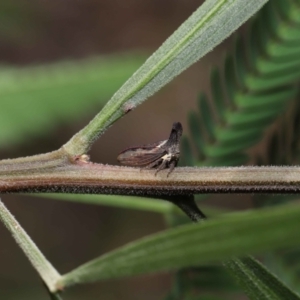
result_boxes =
[167,160,177,177]
[154,160,168,175]
[139,160,161,175]
[143,159,161,170]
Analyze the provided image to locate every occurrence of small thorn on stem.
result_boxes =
[72,154,90,164]
[123,102,135,114]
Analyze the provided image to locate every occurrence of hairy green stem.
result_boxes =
[0,199,61,292]
[1,161,300,195]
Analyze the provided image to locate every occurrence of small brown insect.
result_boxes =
[117,122,183,176]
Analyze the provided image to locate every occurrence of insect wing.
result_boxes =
[117,143,167,167]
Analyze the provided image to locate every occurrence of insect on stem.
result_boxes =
[117,122,183,176]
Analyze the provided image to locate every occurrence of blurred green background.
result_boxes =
[0,0,249,299]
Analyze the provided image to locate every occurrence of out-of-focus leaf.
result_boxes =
[38,194,173,214]
[0,54,145,148]
[59,203,300,288]
[225,256,300,300]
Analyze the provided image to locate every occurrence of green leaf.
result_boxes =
[59,203,300,288]
[265,248,300,295]
[38,194,173,214]
[64,0,268,155]
[0,54,145,148]
[225,256,300,300]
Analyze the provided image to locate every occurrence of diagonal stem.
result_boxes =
[0,199,61,293]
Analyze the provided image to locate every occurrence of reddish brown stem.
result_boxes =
[1,152,300,195]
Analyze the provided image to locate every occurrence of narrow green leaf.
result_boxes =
[37,194,173,214]
[60,203,300,288]
[64,0,268,155]
[225,256,300,300]
[0,54,145,148]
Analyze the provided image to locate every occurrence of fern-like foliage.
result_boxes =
[181,0,300,167]
[253,97,300,294]
[261,99,300,166]
[0,54,145,148]
[171,0,300,298]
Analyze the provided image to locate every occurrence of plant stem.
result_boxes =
[1,161,300,195]
[0,199,61,292]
